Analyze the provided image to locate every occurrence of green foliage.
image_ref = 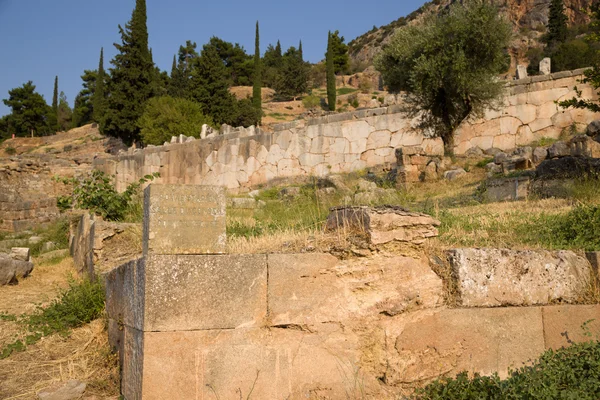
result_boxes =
[475,158,494,168]
[328,30,350,75]
[102,0,155,145]
[51,76,59,131]
[5,146,16,155]
[138,96,214,145]
[309,62,327,88]
[93,48,107,123]
[375,1,512,155]
[415,340,600,399]
[169,40,198,99]
[263,41,283,88]
[56,91,72,132]
[273,46,309,100]
[252,21,262,121]
[549,204,600,251]
[337,87,357,95]
[348,94,359,108]
[2,81,54,137]
[28,218,70,257]
[326,32,336,111]
[547,0,569,45]
[0,279,106,359]
[72,69,99,128]
[302,94,321,110]
[56,170,158,222]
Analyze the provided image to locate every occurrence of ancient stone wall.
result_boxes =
[104,184,600,399]
[94,69,600,193]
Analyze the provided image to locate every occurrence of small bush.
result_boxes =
[302,95,321,110]
[29,218,70,257]
[358,79,372,94]
[550,204,600,251]
[56,170,158,222]
[1,278,105,359]
[5,146,16,155]
[475,158,494,168]
[348,94,359,108]
[415,340,600,399]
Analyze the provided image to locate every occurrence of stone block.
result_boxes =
[10,247,30,262]
[542,305,600,350]
[586,252,600,280]
[570,134,600,158]
[144,254,267,331]
[539,58,551,75]
[104,258,146,331]
[0,254,17,285]
[516,65,528,80]
[485,177,530,202]
[325,206,440,245]
[391,308,545,382]
[142,185,226,256]
[448,248,591,307]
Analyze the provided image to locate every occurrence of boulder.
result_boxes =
[37,380,87,400]
[464,147,484,158]
[10,247,30,262]
[0,254,17,285]
[494,152,508,164]
[570,135,600,158]
[448,248,591,307]
[326,206,440,245]
[536,157,600,180]
[484,147,503,156]
[586,120,600,137]
[547,141,570,159]
[532,147,548,164]
[327,175,352,194]
[444,168,467,181]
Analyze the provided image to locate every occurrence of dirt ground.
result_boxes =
[0,257,119,400]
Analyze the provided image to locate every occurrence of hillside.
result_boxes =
[349,0,597,72]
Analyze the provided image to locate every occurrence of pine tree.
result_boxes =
[52,76,58,114]
[93,48,106,123]
[3,81,53,137]
[548,0,568,44]
[102,0,155,144]
[326,32,336,111]
[252,21,262,123]
[171,55,177,77]
[273,46,308,100]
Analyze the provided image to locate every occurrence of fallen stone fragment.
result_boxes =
[448,248,591,307]
[444,168,467,181]
[326,205,440,245]
[10,247,30,262]
[37,380,87,400]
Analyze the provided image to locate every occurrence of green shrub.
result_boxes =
[475,158,494,168]
[348,94,359,108]
[138,96,214,146]
[337,87,358,96]
[1,278,105,359]
[550,204,600,251]
[56,170,158,222]
[29,218,70,257]
[415,340,600,399]
[302,95,321,110]
[5,146,16,155]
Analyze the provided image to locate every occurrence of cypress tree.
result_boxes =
[93,47,106,123]
[102,0,155,144]
[299,40,303,61]
[52,76,58,114]
[326,32,336,111]
[171,55,177,77]
[252,21,262,122]
[548,0,568,44]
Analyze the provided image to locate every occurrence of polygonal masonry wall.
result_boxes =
[94,70,600,193]
[104,184,600,399]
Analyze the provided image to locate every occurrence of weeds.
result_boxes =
[0,278,105,359]
[28,218,70,257]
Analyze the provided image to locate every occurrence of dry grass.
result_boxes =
[0,319,119,399]
[0,256,119,399]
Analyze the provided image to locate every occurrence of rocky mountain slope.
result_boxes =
[349,0,597,72]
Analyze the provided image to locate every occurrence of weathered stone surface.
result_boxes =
[536,156,600,180]
[543,305,600,350]
[143,185,226,255]
[485,177,530,202]
[0,254,17,285]
[586,119,600,136]
[10,247,30,261]
[570,134,600,158]
[547,141,570,158]
[539,57,551,75]
[449,248,591,307]
[390,307,545,382]
[37,380,87,400]
[144,255,267,331]
[516,65,528,80]
[444,168,467,181]
[586,252,600,280]
[533,147,548,164]
[326,206,440,245]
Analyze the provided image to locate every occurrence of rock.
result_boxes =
[356,179,377,192]
[0,254,17,285]
[485,162,502,176]
[512,146,533,161]
[423,161,439,181]
[533,147,548,164]
[547,141,570,158]
[37,380,87,400]
[536,157,600,180]
[484,147,503,156]
[448,248,591,307]
[316,187,336,198]
[586,120,600,136]
[539,57,551,75]
[484,177,530,202]
[502,157,533,174]
[570,134,600,158]
[494,152,508,164]
[28,236,43,245]
[444,168,467,181]
[227,197,259,210]
[41,242,57,254]
[278,186,301,199]
[248,190,261,199]
[325,206,441,245]
[10,247,30,262]
[368,99,381,108]
[464,147,484,158]
[516,65,528,79]
[327,175,352,194]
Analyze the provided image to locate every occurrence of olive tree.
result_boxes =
[375,1,512,155]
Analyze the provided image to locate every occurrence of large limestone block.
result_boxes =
[10,247,30,262]
[542,305,600,350]
[326,206,440,245]
[449,248,591,307]
[142,185,226,256]
[389,307,545,382]
[0,254,17,285]
[144,254,267,331]
[505,104,537,125]
[104,258,146,331]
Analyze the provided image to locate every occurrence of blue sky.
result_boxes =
[0,0,428,117]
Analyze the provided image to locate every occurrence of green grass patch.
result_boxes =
[475,157,494,168]
[337,87,358,95]
[415,340,600,399]
[29,218,70,257]
[0,278,105,359]
[529,137,558,147]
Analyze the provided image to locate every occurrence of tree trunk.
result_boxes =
[442,130,455,157]
[30,128,34,138]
